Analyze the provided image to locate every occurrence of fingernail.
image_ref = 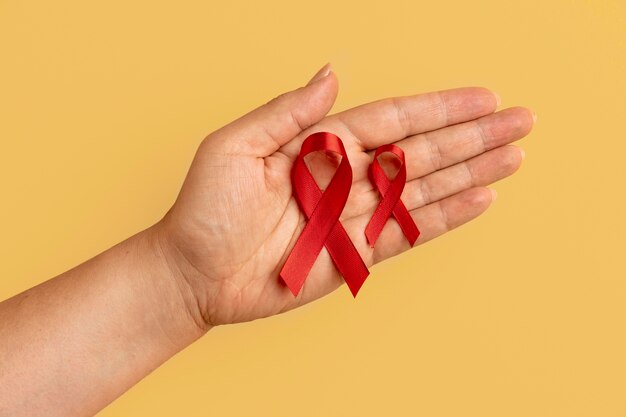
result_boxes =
[490,189,498,201]
[520,148,526,159]
[306,63,332,85]
[494,92,501,107]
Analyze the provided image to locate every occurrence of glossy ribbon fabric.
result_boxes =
[365,144,420,247]
[279,132,369,297]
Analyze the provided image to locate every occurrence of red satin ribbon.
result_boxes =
[365,144,420,247]
[279,132,369,297]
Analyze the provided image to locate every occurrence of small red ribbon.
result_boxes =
[365,144,420,247]
[279,132,369,297]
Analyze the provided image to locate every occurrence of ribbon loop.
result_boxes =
[279,132,369,297]
[365,144,420,247]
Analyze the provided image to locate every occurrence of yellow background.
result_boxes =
[1,0,624,416]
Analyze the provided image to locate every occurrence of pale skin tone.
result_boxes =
[0,63,535,416]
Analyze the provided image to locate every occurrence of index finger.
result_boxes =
[329,87,500,151]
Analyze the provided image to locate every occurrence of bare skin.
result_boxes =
[0,63,535,416]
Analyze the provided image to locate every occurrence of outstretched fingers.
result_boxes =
[330,87,500,151]
[395,106,535,182]
[401,144,524,211]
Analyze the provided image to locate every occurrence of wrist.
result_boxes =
[134,223,213,342]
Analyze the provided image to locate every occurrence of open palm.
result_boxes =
[158,65,535,327]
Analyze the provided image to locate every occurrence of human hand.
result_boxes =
[155,64,535,328]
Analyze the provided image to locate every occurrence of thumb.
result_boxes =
[209,63,339,157]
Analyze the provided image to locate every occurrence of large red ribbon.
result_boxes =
[279,132,369,297]
[365,144,420,247]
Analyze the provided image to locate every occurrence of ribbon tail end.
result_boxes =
[345,269,370,298]
[409,226,421,247]
[348,284,361,298]
[279,272,305,298]
[364,230,378,248]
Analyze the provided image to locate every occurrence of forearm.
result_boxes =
[0,223,208,417]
